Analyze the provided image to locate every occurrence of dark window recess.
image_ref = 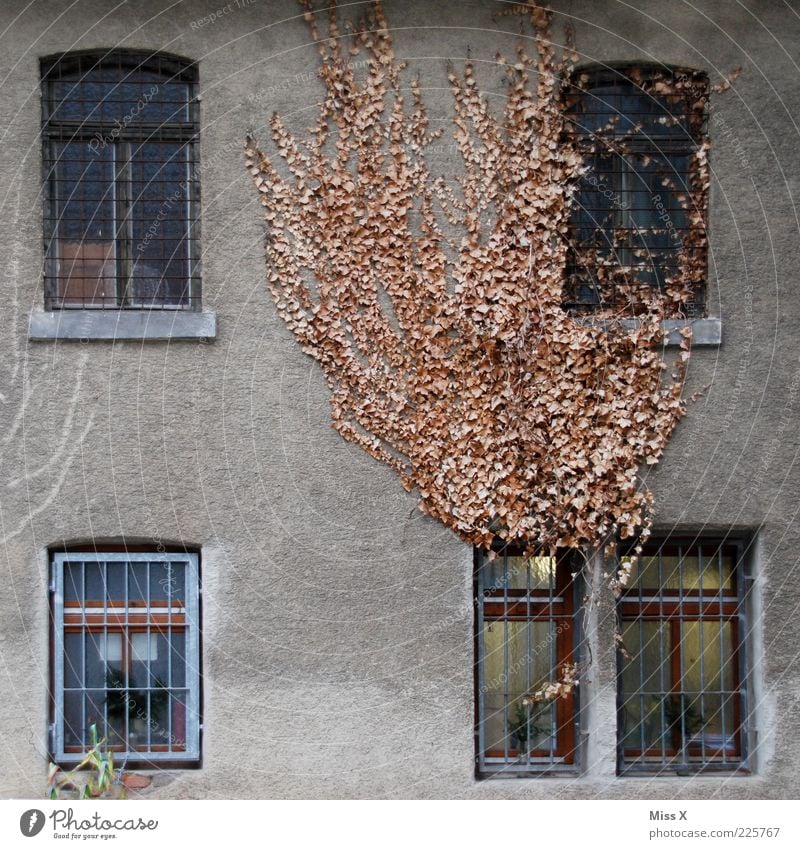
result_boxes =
[475,547,579,776]
[617,537,749,775]
[563,66,709,317]
[41,51,200,310]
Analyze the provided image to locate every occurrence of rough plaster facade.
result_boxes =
[0,0,798,799]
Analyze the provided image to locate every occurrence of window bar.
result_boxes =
[167,561,173,753]
[719,547,729,766]
[737,542,748,768]
[678,545,686,767]
[658,548,665,764]
[503,552,509,764]
[638,610,645,764]
[118,140,132,306]
[124,559,129,753]
[478,554,487,769]
[102,561,109,752]
[548,556,555,760]
[698,547,706,765]
[525,557,531,765]
[81,561,87,750]
[146,560,152,754]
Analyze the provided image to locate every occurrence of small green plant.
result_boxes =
[508,703,547,752]
[663,694,704,739]
[105,669,168,727]
[47,724,124,800]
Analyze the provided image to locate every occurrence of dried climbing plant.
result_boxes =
[244,1,731,567]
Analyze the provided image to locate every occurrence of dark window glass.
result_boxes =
[42,52,199,309]
[564,67,708,316]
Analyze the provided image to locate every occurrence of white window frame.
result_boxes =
[51,551,201,765]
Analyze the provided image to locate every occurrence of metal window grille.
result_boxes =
[41,51,201,310]
[564,66,708,317]
[616,537,749,775]
[51,551,201,765]
[475,547,579,776]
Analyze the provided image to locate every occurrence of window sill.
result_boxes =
[580,317,721,347]
[28,309,217,341]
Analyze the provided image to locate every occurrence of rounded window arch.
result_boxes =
[41,50,200,310]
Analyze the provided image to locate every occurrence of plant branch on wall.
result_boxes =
[244,1,729,570]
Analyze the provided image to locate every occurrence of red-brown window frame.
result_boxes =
[617,538,749,774]
[475,547,579,776]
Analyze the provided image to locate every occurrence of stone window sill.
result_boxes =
[582,317,721,347]
[28,309,217,342]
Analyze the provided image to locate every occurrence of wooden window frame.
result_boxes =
[474,546,580,777]
[616,537,750,775]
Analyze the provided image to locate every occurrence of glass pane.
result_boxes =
[148,686,170,739]
[483,620,553,696]
[482,617,557,758]
[84,563,105,604]
[128,563,148,606]
[482,554,557,592]
[637,548,735,592]
[528,556,557,591]
[620,694,660,752]
[149,563,171,602]
[170,631,186,688]
[50,67,190,124]
[504,556,530,590]
[130,632,157,688]
[680,621,735,693]
[169,690,188,749]
[64,632,83,689]
[483,695,509,754]
[63,691,84,748]
[621,620,671,695]
[106,562,125,603]
[129,142,191,306]
[53,143,117,307]
[620,620,672,751]
[86,632,122,687]
[627,554,660,590]
[63,562,83,603]
[84,689,107,742]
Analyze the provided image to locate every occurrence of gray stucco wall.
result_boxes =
[0,0,798,798]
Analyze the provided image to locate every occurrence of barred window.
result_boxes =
[41,51,200,310]
[475,548,579,776]
[617,537,749,774]
[51,551,201,766]
[564,66,708,317]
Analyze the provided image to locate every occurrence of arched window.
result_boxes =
[564,65,709,317]
[41,51,200,310]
